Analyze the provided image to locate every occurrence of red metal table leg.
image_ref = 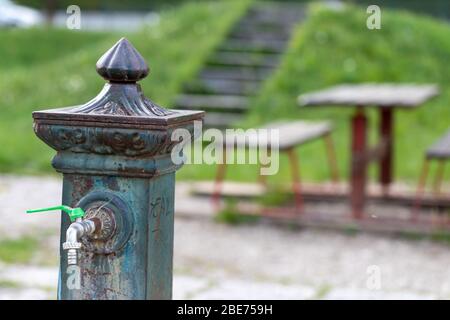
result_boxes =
[379,108,393,196]
[351,108,368,219]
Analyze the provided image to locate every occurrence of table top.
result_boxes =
[298,83,439,108]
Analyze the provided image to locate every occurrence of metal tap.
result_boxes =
[26,205,100,266]
[63,217,99,265]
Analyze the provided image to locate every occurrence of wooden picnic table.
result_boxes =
[298,83,439,219]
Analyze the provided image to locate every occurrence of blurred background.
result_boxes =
[0,0,449,299]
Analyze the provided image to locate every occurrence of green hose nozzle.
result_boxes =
[26,205,85,222]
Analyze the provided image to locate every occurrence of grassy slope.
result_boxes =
[0,0,251,174]
[227,4,450,184]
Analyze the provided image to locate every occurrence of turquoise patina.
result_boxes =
[31,38,204,299]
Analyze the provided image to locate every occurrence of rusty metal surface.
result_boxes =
[31,38,203,300]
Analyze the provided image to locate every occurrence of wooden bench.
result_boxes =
[417,129,450,195]
[212,120,339,212]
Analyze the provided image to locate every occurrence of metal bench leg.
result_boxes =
[286,148,303,214]
[433,160,446,195]
[412,158,430,221]
[212,145,227,210]
[258,148,271,188]
[324,133,339,183]
[257,169,267,188]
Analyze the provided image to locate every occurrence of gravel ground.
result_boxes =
[0,175,449,299]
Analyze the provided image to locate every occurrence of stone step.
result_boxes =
[184,78,260,96]
[229,30,290,42]
[245,12,303,26]
[247,3,305,21]
[200,66,273,82]
[219,38,287,54]
[233,21,294,36]
[176,2,305,129]
[204,112,244,128]
[207,52,280,68]
[243,17,301,27]
[175,94,249,112]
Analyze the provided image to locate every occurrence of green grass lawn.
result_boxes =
[0,1,449,187]
[0,28,109,71]
[180,4,450,185]
[0,0,250,173]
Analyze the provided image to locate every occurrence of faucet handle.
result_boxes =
[26,205,85,222]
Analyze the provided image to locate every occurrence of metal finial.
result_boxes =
[96,37,149,82]
[64,38,174,117]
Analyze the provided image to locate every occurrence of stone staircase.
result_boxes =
[175,2,305,128]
